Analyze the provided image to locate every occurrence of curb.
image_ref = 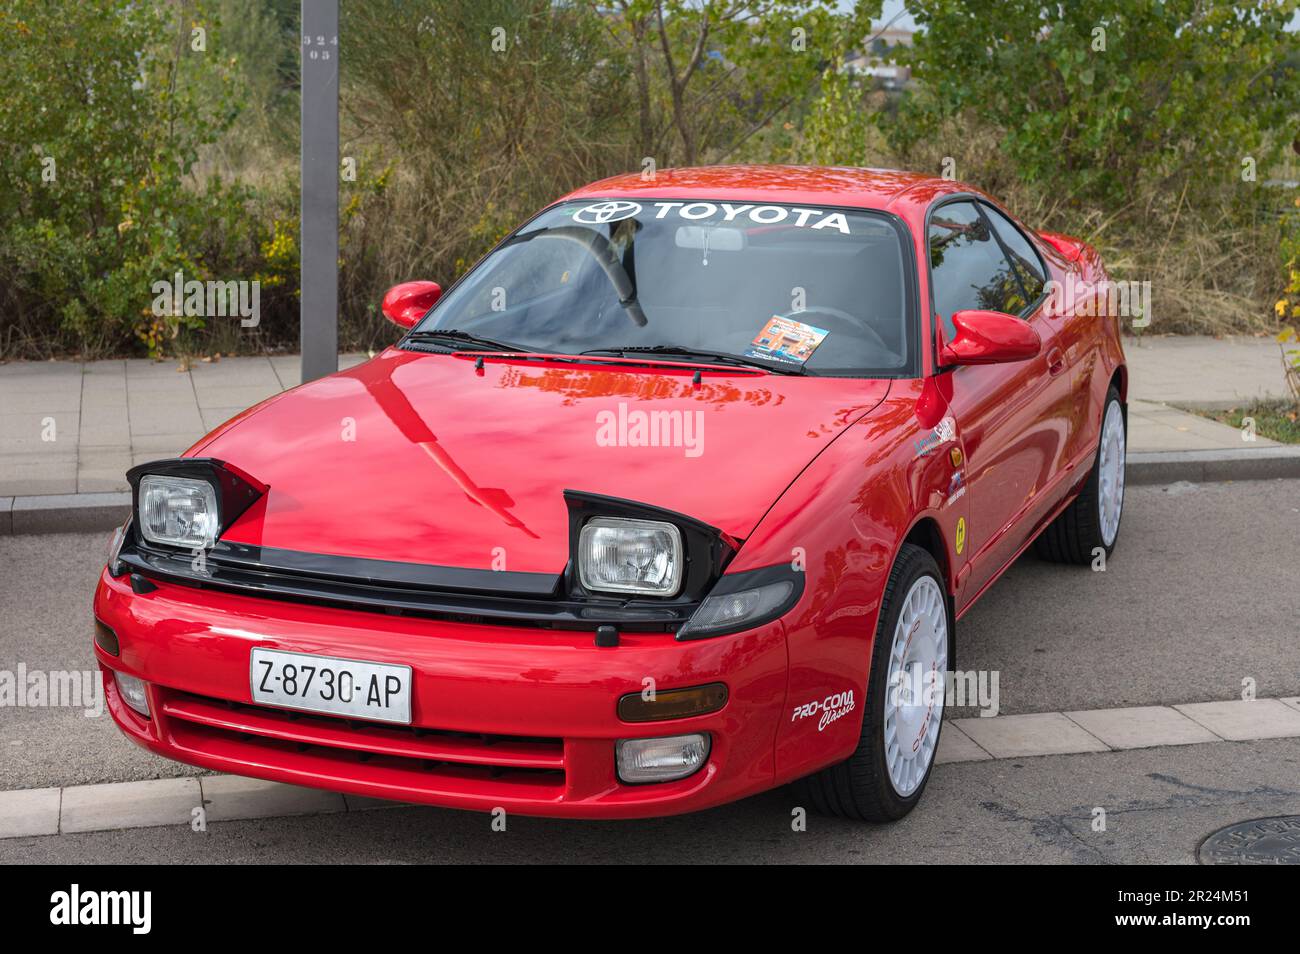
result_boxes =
[1126,447,1300,486]
[1,492,130,536]
[3,450,1300,535]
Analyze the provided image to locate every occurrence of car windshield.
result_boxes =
[411,199,914,376]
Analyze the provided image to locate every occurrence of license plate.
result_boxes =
[250,648,412,725]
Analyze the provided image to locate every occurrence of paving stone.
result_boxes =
[951,712,1110,759]
[77,449,133,493]
[200,407,251,432]
[0,457,77,496]
[1064,706,1219,749]
[127,407,204,437]
[0,787,60,839]
[936,723,992,763]
[1174,699,1300,741]
[0,389,81,413]
[192,384,280,411]
[60,778,201,833]
[131,433,197,457]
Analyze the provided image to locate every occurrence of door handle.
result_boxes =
[1046,347,1065,377]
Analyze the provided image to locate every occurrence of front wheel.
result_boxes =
[796,544,950,821]
[1034,387,1126,564]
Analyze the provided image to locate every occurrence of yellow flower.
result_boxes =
[1277,299,1290,318]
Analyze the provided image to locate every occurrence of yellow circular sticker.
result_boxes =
[955,517,967,555]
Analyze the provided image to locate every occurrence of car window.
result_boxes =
[416,200,916,377]
[980,204,1047,306]
[928,201,1027,341]
[455,231,591,322]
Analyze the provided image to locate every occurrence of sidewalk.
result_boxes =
[0,354,367,497]
[0,336,1295,503]
[1124,333,1290,408]
[1125,333,1291,451]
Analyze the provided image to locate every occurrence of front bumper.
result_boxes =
[93,569,788,819]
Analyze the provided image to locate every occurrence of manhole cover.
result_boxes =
[1199,816,1300,864]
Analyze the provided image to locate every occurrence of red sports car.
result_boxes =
[94,166,1126,821]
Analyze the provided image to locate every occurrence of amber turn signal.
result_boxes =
[617,682,728,723]
[94,618,120,656]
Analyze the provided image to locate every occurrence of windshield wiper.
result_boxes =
[404,328,535,353]
[579,344,808,375]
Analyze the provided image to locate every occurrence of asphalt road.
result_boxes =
[8,738,1300,864]
[1,478,1298,863]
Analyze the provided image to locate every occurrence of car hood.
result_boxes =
[197,348,889,573]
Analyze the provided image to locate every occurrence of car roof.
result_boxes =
[560,165,983,215]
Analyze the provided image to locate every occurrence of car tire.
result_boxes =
[1034,387,1126,565]
[795,543,951,821]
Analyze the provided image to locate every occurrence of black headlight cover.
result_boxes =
[125,457,267,550]
[563,490,736,604]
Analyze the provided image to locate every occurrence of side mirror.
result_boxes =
[940,309,1041,366]
[382,281,442,329]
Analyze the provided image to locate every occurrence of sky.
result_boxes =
[875,0,917,32]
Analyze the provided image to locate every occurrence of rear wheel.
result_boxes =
[796,544,950,821]
[1034,387,1125,564]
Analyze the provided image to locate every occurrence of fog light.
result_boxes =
[114,672,150,718]
[616,733,709,784]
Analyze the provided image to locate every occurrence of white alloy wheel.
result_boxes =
[882,575,948,797]
[1097,399,1126,547]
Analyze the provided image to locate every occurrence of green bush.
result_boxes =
[0,0,258,357]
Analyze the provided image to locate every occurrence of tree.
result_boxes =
[889,0,1300,208]
[600,0,878,166]
[0,0,247,355]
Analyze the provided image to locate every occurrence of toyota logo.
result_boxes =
[573,200,642,225]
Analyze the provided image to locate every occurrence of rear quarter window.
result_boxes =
[980,203,1048,306]
[927,200,1026,339]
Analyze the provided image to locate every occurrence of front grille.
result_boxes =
[158,689,566,801]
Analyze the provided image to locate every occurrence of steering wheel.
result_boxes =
[770,306,891,356]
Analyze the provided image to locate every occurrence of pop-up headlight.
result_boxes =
[579,516,683,596]
[139,475,219,549]
[127,458,266,552]
[564,491,736,606]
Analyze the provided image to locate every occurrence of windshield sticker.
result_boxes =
[571,200,852,234]
[572,200,643,224]
[745,315,829,365]
[648,201,850,234]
